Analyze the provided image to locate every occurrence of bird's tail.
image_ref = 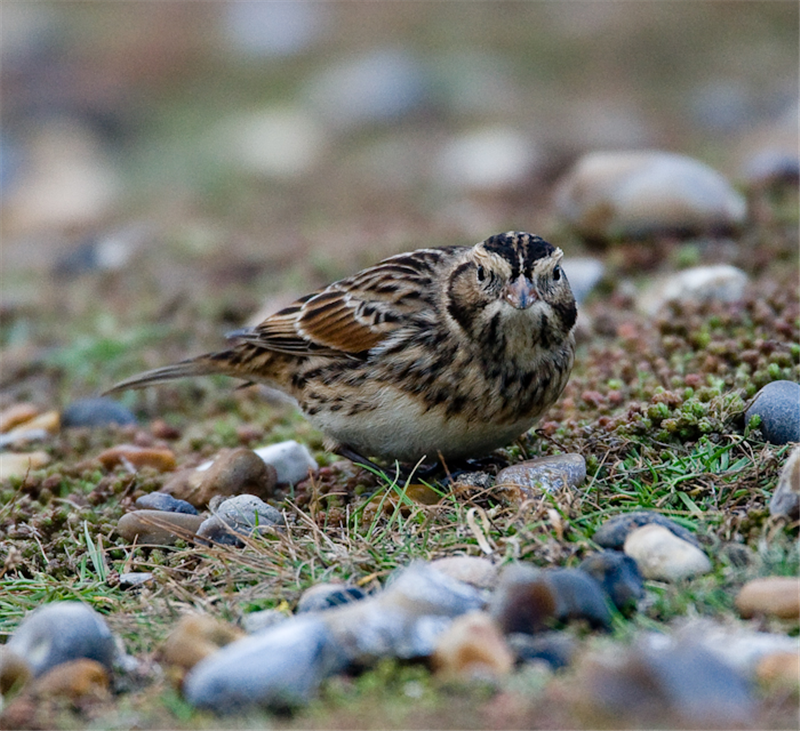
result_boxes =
[103,351,240,395]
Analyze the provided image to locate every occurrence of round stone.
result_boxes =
[554,150,747,242]
[61,397,137,428]
[5,602,116,677]
[117,510,204,545]
[745,380,800,445]
[579,550,644,613]
[496,454,586,498]
[135,492,198,515]
[623,524,712,582]
[735,577,800,620]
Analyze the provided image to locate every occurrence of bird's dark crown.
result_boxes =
[481,232,556,280]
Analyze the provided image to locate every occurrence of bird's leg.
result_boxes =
[336,446,389,476]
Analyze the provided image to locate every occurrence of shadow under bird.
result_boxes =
[106,231,577,465]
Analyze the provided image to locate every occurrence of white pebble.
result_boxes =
[624,524,711,581]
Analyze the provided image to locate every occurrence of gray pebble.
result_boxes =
[135,492,198,515]
[593,511,700,550]
[579,550,644,613]
[196,494,284,546]
[296,583,366,613]
[61,397,137,428]
[554,150,746,243]
[637,265,748,317]
[563,257,605,306]
[184,615,347,713]
[496,454,586,497]
[6,602,117,676]
[241,609,288,634]
[745,380,800,445]
[770,445,800,519]
[253,440,318,485]
[579,638,756,727]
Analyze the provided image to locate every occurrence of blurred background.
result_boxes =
[1,1,798,399]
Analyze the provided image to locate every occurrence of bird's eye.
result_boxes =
[476,265,486,283]
[553,265,562,281]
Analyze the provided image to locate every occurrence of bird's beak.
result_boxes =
[504,277,538,309]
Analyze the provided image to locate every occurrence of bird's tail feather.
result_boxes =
[103,355,230,395]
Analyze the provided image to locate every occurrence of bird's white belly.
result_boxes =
[310,386,535,463]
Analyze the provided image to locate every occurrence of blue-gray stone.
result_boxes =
[184,615,346,713]
[61,398,137,428]
[135,492,198,515]
[746,380,800,445]
[6,601,116,676]
[580,550,644,613]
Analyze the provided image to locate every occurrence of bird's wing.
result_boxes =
[229,249,451,357]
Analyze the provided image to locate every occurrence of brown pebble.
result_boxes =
[755,651,800,690]
[4,410,60,436]
[97,444,176,472]
[116,510,204,545]
[0,451,51,480]
[432,611,514,680]
[30,658,109,701]
[735,577,800,620]
[0,403,40,433]
[0,647,32,695]
[163,448,277,508]
[160,614,244,679]
[150,418,181,440]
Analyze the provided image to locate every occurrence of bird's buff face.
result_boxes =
[446,231,577,346]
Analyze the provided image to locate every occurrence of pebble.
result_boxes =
[61,397,137,428]
[554,150,747,242]
[489,563,611,634]
[135,492,198,515]
[171,447,278,508]
[97,444,176,472]
[575,637,756,727]
[637,264,748,317]
[116,510,204,545]
[5,602,116,677]
[30,658,109,701]
[431,611,514,680]
[196,494,283,545]
[563,257,605,306]
[593,510,700,549]
[0,403,40,432]
[161,614,245,675]
[735,576,800,620]
[579,550,644,612]
[252,440,318,485]
[303,49,428,130]
[623,524,712,581]
[436,127,539,191]
[0,411,60,448]
[770,445,800,519]
[742,149,800,189]
[184,615,346,713]
[323,562,485,664]
[0,450,50,480]
[215,108,326,180]
[495,454,586,499]
[745,380,800,445]
[506,631,576,670]
[755,651,800,691]
[118,572,154,588]
[430,555,499,589]
[296,583,366,613]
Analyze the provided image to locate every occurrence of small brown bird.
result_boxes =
[107,231,577,464]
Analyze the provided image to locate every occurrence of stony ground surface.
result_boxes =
[1,3,798,729]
